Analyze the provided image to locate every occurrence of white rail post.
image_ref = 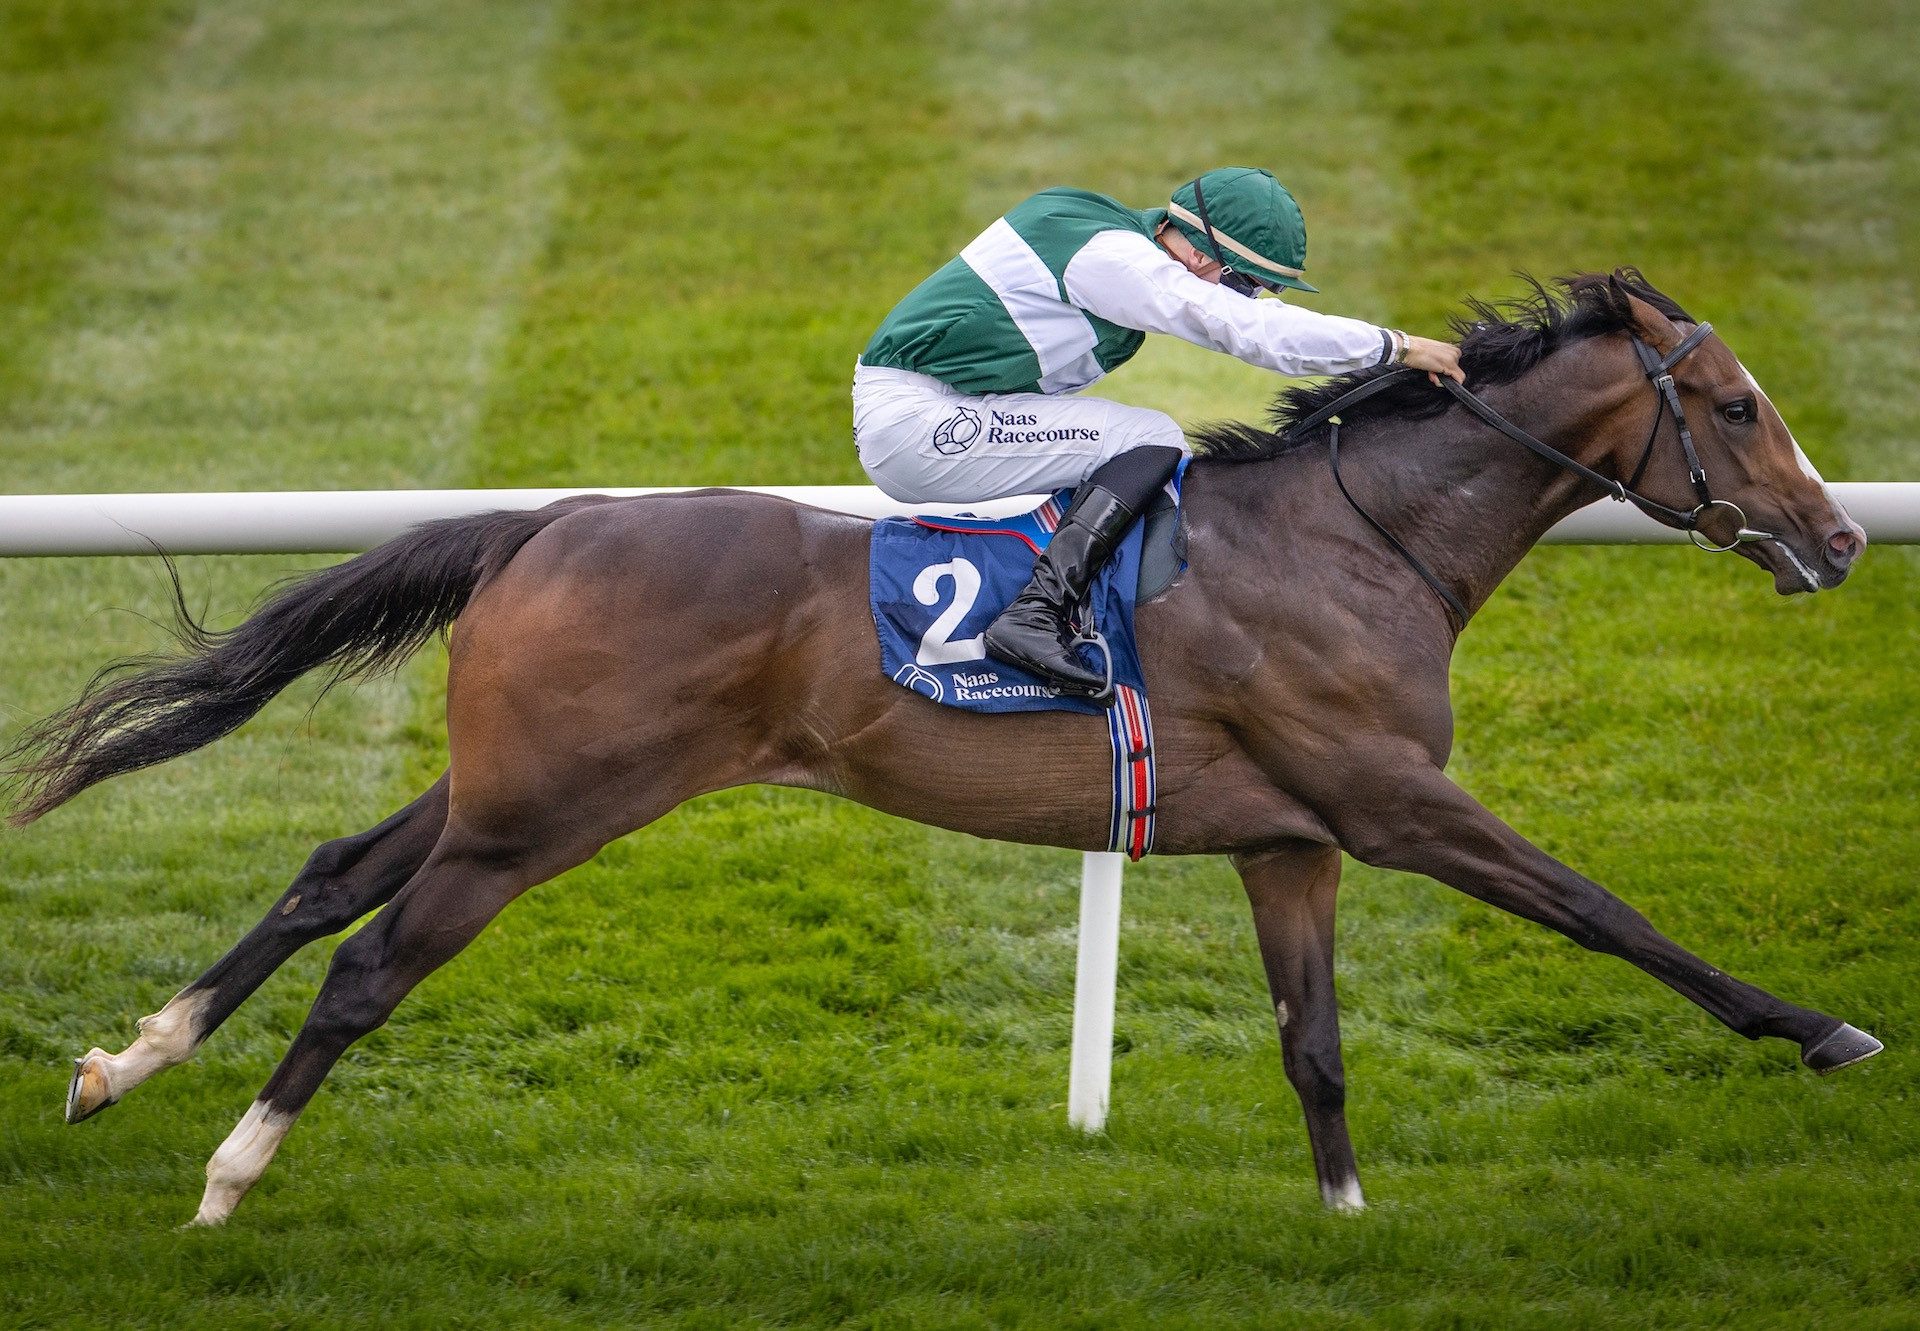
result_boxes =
[1068,850,1125,1133]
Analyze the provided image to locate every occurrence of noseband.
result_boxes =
[1282,321,1773,630]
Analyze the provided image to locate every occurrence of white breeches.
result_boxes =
[852,363,1189,504]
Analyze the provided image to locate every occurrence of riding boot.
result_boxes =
[982,446,1182,699]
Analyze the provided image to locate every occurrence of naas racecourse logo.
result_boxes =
[891,663,945,701]
[931,407,981,455]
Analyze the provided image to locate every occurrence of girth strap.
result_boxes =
[1105,683,1157,859]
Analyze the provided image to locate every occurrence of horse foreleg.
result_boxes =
[66,778,450,1124]
[189,818,595,1227]
[1233,842,1364,1211]
[1334,761,1881,1071]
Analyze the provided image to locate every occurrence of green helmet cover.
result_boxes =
[1167,167,1318,293]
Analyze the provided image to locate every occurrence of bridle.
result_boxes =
[1279,321,1775,631]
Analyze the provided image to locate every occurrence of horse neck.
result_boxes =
[1216,362,1632,621]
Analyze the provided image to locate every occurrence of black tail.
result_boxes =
[4,501,593,826]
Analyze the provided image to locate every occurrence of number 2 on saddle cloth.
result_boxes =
[867,465,1186,860]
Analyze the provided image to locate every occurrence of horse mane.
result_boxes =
[1192,268,1695,462]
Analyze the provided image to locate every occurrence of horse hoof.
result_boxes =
[186,1195,236,1228]
[1801,1022,1883,1075]
[65,1051,117,1124]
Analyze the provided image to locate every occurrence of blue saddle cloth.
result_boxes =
[870,490,1156,716]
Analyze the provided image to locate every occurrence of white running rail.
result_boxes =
[1,482,1917,555]
[4,480,1916,1134]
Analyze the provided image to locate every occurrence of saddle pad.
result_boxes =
[870,472,1181,716]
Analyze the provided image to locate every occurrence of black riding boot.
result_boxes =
[982,445,1182,699]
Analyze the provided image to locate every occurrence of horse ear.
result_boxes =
[1610,271,1681,350]
[1605,271,1632,313]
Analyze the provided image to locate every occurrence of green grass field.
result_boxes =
[2,0,1916,1325]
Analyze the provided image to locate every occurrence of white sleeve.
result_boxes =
[1062,228,1390,377]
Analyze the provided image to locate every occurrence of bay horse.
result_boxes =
[5,271,1880,1225]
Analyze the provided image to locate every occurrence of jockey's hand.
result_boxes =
[1405,336,1464,387]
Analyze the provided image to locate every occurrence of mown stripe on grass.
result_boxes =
[423,0,970,1191]
[0,0,567,1312]
[471,0,961,486]
[1716,0,1920,482]
[0,0,564,493]
[0,0,189,402]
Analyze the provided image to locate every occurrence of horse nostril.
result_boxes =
[1826,530,1863,567]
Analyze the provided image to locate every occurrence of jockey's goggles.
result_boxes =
[1220,267,1279,298]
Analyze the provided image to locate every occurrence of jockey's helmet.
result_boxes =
[1167,167,1317,294]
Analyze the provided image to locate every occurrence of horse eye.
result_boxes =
[1721,398,1752,424]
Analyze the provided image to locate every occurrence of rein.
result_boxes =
[1282,322,1774,631]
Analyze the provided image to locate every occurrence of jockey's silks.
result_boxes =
[861,187,1391,398]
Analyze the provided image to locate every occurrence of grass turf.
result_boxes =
[1,0,1916,1326]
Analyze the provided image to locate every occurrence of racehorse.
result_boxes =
[4,270,1880,1226]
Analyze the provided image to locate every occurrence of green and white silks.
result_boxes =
[861,187,1391,398]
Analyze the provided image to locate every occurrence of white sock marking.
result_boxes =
[191,1099,297,1226]
[1323,1175,1366,1211]
[81,988,210,1105]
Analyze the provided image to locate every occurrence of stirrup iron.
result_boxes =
[1067,624,1115,705]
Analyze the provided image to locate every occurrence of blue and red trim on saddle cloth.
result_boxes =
[869,475,1181,862]
[1104,683,1156,859]
[905,492,1066,549]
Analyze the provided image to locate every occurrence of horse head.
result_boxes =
[1597,272,1865,594]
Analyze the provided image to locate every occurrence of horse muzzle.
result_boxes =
[1738,527,1859,595]
[1698,499,1865,595]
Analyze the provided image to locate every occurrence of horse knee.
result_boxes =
[1283,1045,1347,1115]
[300,834,362,881]
[306,934,396,1040]
[1330,812,1430,873]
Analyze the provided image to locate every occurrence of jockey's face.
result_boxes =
[1156,223,1225,284]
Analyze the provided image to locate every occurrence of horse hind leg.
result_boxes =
[65,776,449,1124]
[189,813,600,1226]
[185,578,769,1225]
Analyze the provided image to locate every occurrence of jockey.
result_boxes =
[855,167,1464,698]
